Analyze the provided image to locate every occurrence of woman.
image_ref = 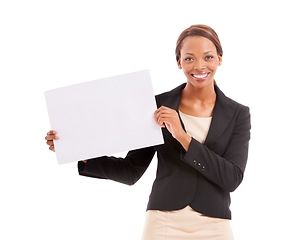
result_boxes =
[46,25,251,239]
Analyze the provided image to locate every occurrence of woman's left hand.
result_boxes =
[154,106,183,138]
[154,106,191,150]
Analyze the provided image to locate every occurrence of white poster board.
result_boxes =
[45,70,164,164]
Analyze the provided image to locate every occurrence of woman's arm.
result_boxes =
[45,130,156,185]
[154,105,251,192]
[78,146,156,185]
[182,106,251,192]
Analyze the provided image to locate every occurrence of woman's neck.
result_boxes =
[182,82,216,104]
[179,82,216,117]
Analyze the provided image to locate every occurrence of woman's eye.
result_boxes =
[185,57,193,61]
[205,56,214,60]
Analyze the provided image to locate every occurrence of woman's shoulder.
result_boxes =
[155,83,186,108]
[156,83,186,99]
[215,85,249,111]
[226,95,249,111]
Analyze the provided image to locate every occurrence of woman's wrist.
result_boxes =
[175,131,192,151]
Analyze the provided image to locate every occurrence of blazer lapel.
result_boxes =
[161,83,185,111]
[159,83,187,131]
[159,83,236,147]
[204,85,236,146]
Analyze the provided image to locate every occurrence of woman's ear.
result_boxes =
[218,55,222,66]
[177,60,182,69]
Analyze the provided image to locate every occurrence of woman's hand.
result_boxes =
[154,106,191,151]
[45,130,59,152]
[45,130,87,163]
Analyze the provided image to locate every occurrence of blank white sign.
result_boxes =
[45,70,164,164]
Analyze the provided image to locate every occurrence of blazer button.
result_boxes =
[202,166,205,171]
[198,162,201,167]
[193,160,197,164]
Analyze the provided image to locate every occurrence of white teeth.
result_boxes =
[192,73,208,79]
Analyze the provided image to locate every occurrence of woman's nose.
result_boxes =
[193,60,205,70]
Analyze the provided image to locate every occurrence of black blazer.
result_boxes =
[78,83,251,219]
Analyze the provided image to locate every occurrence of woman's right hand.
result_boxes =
[45,130,59,152]
[45,130,87,163]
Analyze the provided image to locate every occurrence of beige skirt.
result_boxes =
[141,206,234,240]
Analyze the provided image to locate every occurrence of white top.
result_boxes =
[179,111,212,144]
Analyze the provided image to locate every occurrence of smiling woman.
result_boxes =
[46,24,250,240]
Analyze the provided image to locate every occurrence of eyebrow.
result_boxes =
[184,51,213,55]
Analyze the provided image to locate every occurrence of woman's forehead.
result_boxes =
[181,36,217,53]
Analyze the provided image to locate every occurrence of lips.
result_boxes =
[191,72,210,81]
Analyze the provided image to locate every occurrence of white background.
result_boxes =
[1,0,293,239]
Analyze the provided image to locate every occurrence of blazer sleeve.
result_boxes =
[181,106,251,192]
[78,146,156,186]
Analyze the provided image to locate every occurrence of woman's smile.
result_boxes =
[191,72,210,81]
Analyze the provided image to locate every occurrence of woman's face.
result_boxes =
[178,36,222,89]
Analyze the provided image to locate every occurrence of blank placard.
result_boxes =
[45,70,164,164]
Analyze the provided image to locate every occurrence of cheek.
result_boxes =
[208,61,219,71]
[181,63,193,73]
